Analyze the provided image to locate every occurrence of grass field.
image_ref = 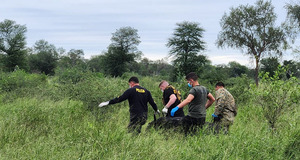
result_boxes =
[0,70,299,159]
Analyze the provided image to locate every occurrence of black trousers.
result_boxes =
[182,115,205,135]
[128,113,147,134]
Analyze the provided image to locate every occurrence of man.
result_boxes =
[159,80,184,117]
[98,76,160,134]
[212,82,237,134]
[171,72,215,135]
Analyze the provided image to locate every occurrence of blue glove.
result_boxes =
[212,113,218,118]
[171,106,179,117]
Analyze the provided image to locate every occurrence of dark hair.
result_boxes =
[185,72,198,81]
[128,76,139,83]
[215,82,225,87]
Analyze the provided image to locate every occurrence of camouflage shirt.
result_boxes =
[215,88,236,123]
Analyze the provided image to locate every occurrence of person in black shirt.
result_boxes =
[98,76,160,134]
[159,80,184,117]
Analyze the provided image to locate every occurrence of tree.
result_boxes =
[228,61,249,77]
[285,2,300,60]
[286,2,300,28]
[167,21,206,77]
[57,49,87,71]
[283,60,300,78]
[88,55,105,72]
[28,40,59,75]
[102,26,141,77]
[0,19,27,71]
[217,0,288,86]
[260,57,280,77]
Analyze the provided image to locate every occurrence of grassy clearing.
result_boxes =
[0,71,299,159]
[0,96,298,159]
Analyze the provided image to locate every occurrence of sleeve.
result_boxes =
[206,88,210,95]
[109,88,131,105]
[214,90,225,115]
[189,88,196,96]
[148,91,158,111]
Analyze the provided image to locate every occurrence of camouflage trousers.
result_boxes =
[214,112,235,134]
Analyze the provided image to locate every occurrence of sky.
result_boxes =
[1,0,299,67]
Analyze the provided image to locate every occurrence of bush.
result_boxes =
[224,74,253,105]
[0,70,47,92]
[251,66,300,130]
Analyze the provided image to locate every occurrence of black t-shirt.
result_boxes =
[109,85,158,118]
[163,85,184,117]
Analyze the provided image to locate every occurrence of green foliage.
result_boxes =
[167,21,207,77]
[101,26,141,77]
[217,0,289,86]
[260,57,280,77]
[286,2,300,28]
[284,130,300,159]
[0,69,46,93]
[0,19,28,71]
[251,66,300,130]
[28,40,60,75]
[0,70,298,159]
[55,67,91,84]
[224,74,253,104]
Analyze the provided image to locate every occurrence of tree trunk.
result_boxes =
[255,57,259,86]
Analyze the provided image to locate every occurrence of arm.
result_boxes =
[205,93,215,109]
[148,92,158,111]
[109,89,131,105]
[165,94,177,108]
[178,94,194,109]
[214,95,224,115]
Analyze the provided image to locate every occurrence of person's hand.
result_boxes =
[212,113,221,122]
[162,107,168,114]
[156,110,160,114]
[98,101,109,107]
[170,106,179,117]
[212,113,218,118]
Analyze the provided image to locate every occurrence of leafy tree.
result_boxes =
[57,49,87,71]
[87,55,105,72]
[128,58,174,78]
[285,2,300,59]
[260,57,280,77]
[217,0,288,86]
[286,2,300,28]
[167,21,206,77]
[253,66,299,130]
[102,26,141,77]
[0,19,28,71]
[283,60,300,78]
[28,40,59,75]
[228,61,249,77]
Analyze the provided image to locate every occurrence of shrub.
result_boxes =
[0,70,47,92]
[224,74,253,105]
[251,66,300,130]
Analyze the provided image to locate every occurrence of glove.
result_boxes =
[155,110,160,114]
[170,106,179,117]
[212,113,221,122]
[212,113,218,118]
[98,101,109,107]
[162,107,168,114]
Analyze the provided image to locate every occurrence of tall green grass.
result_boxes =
[0,70,299,159]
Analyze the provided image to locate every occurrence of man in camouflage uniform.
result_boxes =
[212,82,237,134]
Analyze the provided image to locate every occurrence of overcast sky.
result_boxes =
[1,0,298,67]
